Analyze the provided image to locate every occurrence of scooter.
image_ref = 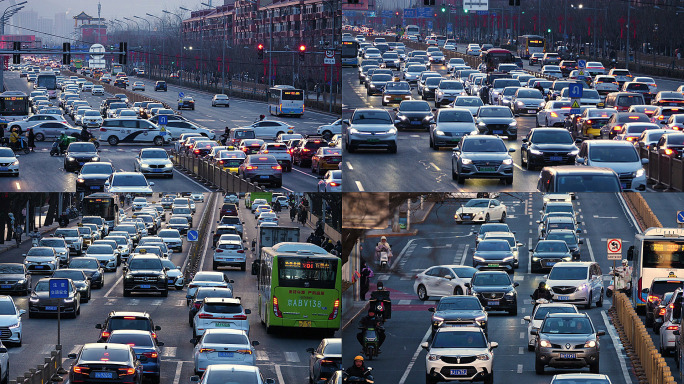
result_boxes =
[50,140,66,156]
[531,296,552,311]
[360,326,381,360]
[9,138,30,154]
[606,268,631,298]
[379,251,389,272]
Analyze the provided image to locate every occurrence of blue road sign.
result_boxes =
[578,59,587,68]
[678,211,684,224]
[158,115,168,126]
[417,7,434,18]
[403,8,417,18]
[577,75,586,81]
[187,230,199,242]
[570,108,581,114]
[178,92,184,98]
[49,278,69,299]
[447,23,453,33]
[568,83,583,98]
[476,10,488,15]
[427,21,433,30]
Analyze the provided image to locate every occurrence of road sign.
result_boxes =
[607,238,622,260]
[324,57,336,65]
[464,0,489,11]
[568,83,583,98]
[178,92,184,98]
[677,210,684,224]
[578,59,587,68]
[158,115,168,126]
[325,50,334,58]
[187,230,199,242]
[570,98,581,114]
[49,278,69,299]
[403,8,417,18]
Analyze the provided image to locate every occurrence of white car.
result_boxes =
[523,303,579,351]
[81,82,94,92]
[0,148,19,176]
[317,170,341,192]
[345,108,397,153]
[191,193,204,202]
[54,227,84,255]
[446,58,466,73]
[157,229,183,252]
[449,96,484,115]
[37,237,69,265]
[421,326,496,384]
[132,197,148,211]
[454,198,507,224]
[0,296,24,346]
[81,110,104,128]
[575,140,647,191]
[105,172,154,194]
[193,297,250,337]
[212,94,230,107]
[98,118,170,146]
[23,247,59,274]
[545,262,605,309]
[213,239,247,271]
[193,329,256,373]
[633,76,658,94]
[186,271,232,299]
[414,265,475,300]
[131,81,145,91]
[591,76,620,95]
[91,85,105,96]
[85,244,118,272]
[541,65,563,78]
[250,199,269,212]
[585,61,606,76]
[242,120,294,141]
[317,119,342,140]
[161,258,184,290]
[163,120,216,141]
[466,44,481,56]
[536,100,572,127]
[256,212,278,226]
[558,88,601,106]
[6,113,67,134]
[134,148,174,178]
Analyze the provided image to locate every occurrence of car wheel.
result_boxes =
[528,344,535,352]
[597,289,604,307]
[589,361,600,374]
[484,373,493,384]
[585,294,592,310]
[417,284,428,301]
[213,261,218,271]
[500,212,507,223]
[453,286,463,295]
[508,306,517,316]
[388,144,397,154]
[526,154,535,171]
[535,360,545,374]
[161,289,168,297]
[484,213,490,223]
[35,133,45,141]
[123,290,131,297]
[153,136,164,146]
[426,374,439,384]
[108,136,119,146]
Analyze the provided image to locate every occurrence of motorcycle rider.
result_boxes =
[28,228,41,247]
[345,356,372,380]
[80,126,91,142]
[375,236,392,265]
[8,128,19,149]
[58,131,69,154]
[531,281,553,302]
[614,259,632,293]
[357,309,385,352]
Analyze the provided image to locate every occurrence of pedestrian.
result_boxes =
[290,205,297,222]
[26,128,35,152]
[359,261,374,301]
[5,213,14,241]
[13,223,21,246]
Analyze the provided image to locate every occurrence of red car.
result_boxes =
[220,203,238,217]
[292,137,328,167]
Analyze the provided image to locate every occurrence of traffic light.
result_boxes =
[509,0,520,5]
[547,28,551,33]
[299,44,306,61]
[257,44,264,60]
[118,42,127,65]
[441,6,446,12]
[423,0,435,5]
[62,42,71,65]
[12,42,20,65]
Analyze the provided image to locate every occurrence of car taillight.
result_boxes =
[262,150,269,154]
[329,182,339,187]
[142,352,158,358]
[613,125,622,131]
[231,315,247,320]
[586,120,592,124]
[550,112,558,118]
[188,284,197,288]
[118,368,136,376]
[198,313,214,319]
[668,325,680,331]
[242,148,248,152]
[328,299,340,320]
[237,250,244,253]
[194,149,200,154]
[218,160,224,164]
[100,127,106,132]
[648,295,659,303]
[272,165,282,170]
[151,332,157,339]
[236,349,253,354]
[101,331,110,339]
[215,249,223,253]
[659,308,667,316]
[666,148,675,155]
[626,137,635,141]
[273,296,283,318]
[194,302,202,309]
[246,166,257,170]
[302,148,311,152]
[73,365,90,374]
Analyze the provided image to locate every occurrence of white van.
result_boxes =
[97,118,171,146]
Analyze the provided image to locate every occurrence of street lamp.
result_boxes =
[1,1,26,35]
[200,2,212,89]
[146,13,165,77]
[123,16,140,71]
[163,9,185,84]
[134,15,152,75]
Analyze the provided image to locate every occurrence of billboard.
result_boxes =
[463,0,488,11]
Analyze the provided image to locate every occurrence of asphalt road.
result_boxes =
[342,42,684,192]
[341,192,676,384]
[0,71,331,193]
[3,193,325,384]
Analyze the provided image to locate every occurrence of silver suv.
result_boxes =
[533,313,605,374]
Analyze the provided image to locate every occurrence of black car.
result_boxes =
[539,215,581,239]
[177,96,195,110]
[559,60,577,76]
[0,263,31,295]
[113,79,127,88]
[68,343,144,384]
[393,100,435,131]
[475,106,518,140]
[472,239,516,272]
[544,229,583,261]
[122,256,169,297]
[187,287,234,326]
[367,73,392,96]
[428,295,488,337]
[28,278,80,318]
[421,77,443,100]
[96,311,162,342]
[622,82,653,103]
[64,142,99,172]
[68,257,105,289]
[76,162,114,193]
[530,240,573,273]
[468,270,518,315]
[521,128,579,170]
[154,81,167,92]
[52,269,91,302]
[307,338,342,383]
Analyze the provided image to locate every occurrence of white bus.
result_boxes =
[405,25,420,37]
[628,227,684,313]
[268,85,304,117]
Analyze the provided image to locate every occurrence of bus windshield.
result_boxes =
[37,74,57,90]
[643,240,684,269]
[277,257,338,289]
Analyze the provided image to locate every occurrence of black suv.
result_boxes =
[96,311,161,342]
[113,78,126,88]
[472,239,516,273]
[530,240,573,273]
[64,142,99,172]
[154,81,167,92]
[475,106,518,140]
[644,278,684,327]
[468,270,519,315]
[428,295,488,337]
[521,128,579,170]
[123,255,169,297]
[292,136,328,167]
[393,100,435,131]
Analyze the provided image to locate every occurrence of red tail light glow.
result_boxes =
[231,315,247,320]
[613,126,622,131]
[272,165,282,170]
[273,296,283,318]
[328,299,340,320]
[198,313,214,319]
[329,182,339,187]
[118,368,136,375]
[665,148,675,155]
[667,325,680,330]
[246,166,257,170]
[142,352,158,358]
[659,308,667,316]
[648,295,659,303]
[101,331,110,339]
[199,348,215,353]
[215,249,223,253]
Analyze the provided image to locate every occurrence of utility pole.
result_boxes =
[269,8,273,87]
[626,0,630,70]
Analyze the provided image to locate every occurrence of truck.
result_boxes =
[251,226,300,274]
[245,192,273,209]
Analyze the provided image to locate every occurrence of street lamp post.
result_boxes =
[146,13,164,78]
[1,1,26,35]
[626,0,631,70]
[163,9,186,85]
[201,2,213,90]
[123,17,140,72]
[134,16,152,76]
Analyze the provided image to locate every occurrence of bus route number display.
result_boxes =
[283,91,302,96]
[284,260,332,270]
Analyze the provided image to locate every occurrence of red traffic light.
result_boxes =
[257,44,264,50]
[299,45,306,52]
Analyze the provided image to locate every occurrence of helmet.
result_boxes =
[354,356,364,362]
[60,131,65,134]
[622,259,628,266]
[376,281,384,290]
[381,236,387,241]
[539,281,546,289]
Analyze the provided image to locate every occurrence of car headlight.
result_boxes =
[387,127,398,135]
[478,121,486,126]
[473,256,485,262]
[529,149,543,155]
[503,256,515,262]
[517,101,524,106]
[432,316,444,325]
[67,157,75,161]
[164,163,173,168]
[509,121,517,126]
[29,296,39,302]
[563,256,572,261]
[91,157,99,161]
[569,149,579,156]
[539,339,552,348]
[436,91,443,96]
[370,84,376,88]
[635,168,645,178]
[505,290,515,296]
[584,340,597,348]
[8,322,20,329]
[12,160,18,165]
[461,158,472,165]
[435,130,445,136]
[427,354,441,361]
[476,354,490,361]
[502,159,513,165]
[348,128,359,135]
[63,297,74,303]
[578,283,589,290]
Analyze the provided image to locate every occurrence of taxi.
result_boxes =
[576,104,617,139]
[381,79,412,106]
[311,145,342,175]
[177,96,195,110]
[215,149,246,174]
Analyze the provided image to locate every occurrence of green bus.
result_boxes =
[256,242,341,335]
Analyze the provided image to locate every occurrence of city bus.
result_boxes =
[341,40,359,67]
[0,91,29,132]
[481,48,515,72]
[82,193,119,231]
[268,85,305,116]
[36,71,57,99]
[627,227,684,313]
[256,243,341,335]
[517,35,546,59]
[112,64,124,76]
[405,25,420,38]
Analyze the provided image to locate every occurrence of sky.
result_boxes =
[23,0,203,20]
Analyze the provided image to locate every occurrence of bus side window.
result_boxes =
[627,245,634,261]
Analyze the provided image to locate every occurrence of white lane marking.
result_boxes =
[398,327,432,384]
[176,299,186,307]
[398,299,412,305]
[172,360,184,384]
[517,364,523,373]
[291,167,319,179]
[460,245,469,265]
[275,364,285,384]
[519,347,524,355]
[586,238,595,263]
[256,350,269,360]
[347,162,354,170]
[519,332,525,339]
[162,347,177,357]
[104,275,124,298]
[355,181,364,191]
[430,162,441,171]
[104,299,117,306]
[513,163,524,171]
[528,237,533,274]
[172,168,212,192]
[600,311,633,384]
[284,351,300,363]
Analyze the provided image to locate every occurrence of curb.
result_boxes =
[365,230,419,238]
[342,300,369,331]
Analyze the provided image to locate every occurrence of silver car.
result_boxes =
[545,262,605,309]
[134,148,174,178]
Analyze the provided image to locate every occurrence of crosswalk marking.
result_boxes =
[150,299,164,306]
[176,299,187,306]
[104,299,117,306]
[377,275,390,281]
[162,347,177,357]
[256,350,269,361]
[398,300,412,305]
[284,351,300,363]
[128,299,140,306]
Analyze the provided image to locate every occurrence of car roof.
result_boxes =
[545,312,589,319]
[543,165,617,175]
[203,297,241,304]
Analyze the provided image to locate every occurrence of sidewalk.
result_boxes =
[364,200,435,238]
[0,216,59,254]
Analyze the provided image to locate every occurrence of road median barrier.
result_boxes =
[9,344,64,384]
[622,192,662,231]
[170,150,265,193]
[184,192,217,282]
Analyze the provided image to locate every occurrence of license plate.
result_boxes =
[215,322,231,327]
[462,215,472,219]
[550,156,562,162]
[493,130,503,134]
[78,162,84,165]
[260,176,269,179]
[0,167,7,171]
[90,186,101,190]
[559,353,576,359]
[450,139,460,142]
[0,285,10,289]
[168,279,174,284]
[487,264,499,267]
[479,167,496,172]
[93,372,115,379]
[558,296,569,300]
[411,121,422,125]
[545,262,556,267]
[218,352,234,358]
[152,169,162,172]
[298,320,312,327]
[488,301,499,306]
[450,369,468,376]
[45,306,57,311]
[528,109,536,114]
[329,157,341,162]
[34,265,44,269]
[367,138,379,142]
[621,183,627,189]
[140,284,151,289]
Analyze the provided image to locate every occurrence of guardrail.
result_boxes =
[612,292,676,384]
[622,192,663,230]
[170,150,265,193]
[183,192,217,281]
[637,147,684,191]
[9,344,64,384]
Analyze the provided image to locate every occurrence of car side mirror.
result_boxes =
[95,324,102,329]
[18,309,25,316]
[642,288,650,294]
[342,119,349,125]
[579,239,584,244]
[641,158,649,165]
[464,283,471,288]
[149,182,154,186]
[508,148,515,153]
[444,275,453,280]
[530,329,539,336]
[490,342,498,349]
[420,341,429,349]
[529,248,534,252]
[157,341,164,347]
[428,307,436,313]
[523,316,531,322]
[597,330,606,337]
[521,138,528,143]
[306,347,315,354]
[245,309,251,314]
[576,158,586,165]
[266,379,276,384]
[68,353,78,359]
[190,338,198,345]
[576,229,582,234]
[514,282,520,287]
[155,325,161,331]
[190,376,200,382]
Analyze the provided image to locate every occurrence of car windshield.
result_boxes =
[108,333,154,347]
[80,163,113,174]
[0,301,15,315]
[556,175,621,192]
[472,273,511,286]
[478,108,513,118]
[450,266,477,279]
[194,272,225,282]
[56,229,79,237]
[531,130,573,144]
[87,245,113,254]
[385,82,409,91]
[465,199,490,208]
[477,241,510,251]
[426,78,443,86]
[141,150,168,159]
[203,371,259,384]
[400,102,431,112]
[549,266,588,280]
[169,218,187,225]
[79,347,130,363]
[39,238,66,247]
[533,306,577,320]
[158,230,180,238]
[69,259,98,269]
[462,138,507,152]
[352,110,392,124]
[546,233,577,245]
[52,270,85,280]
[432,330,487,348]
[454,98,483,107]
[516,89,543,98]
[439,82,463,90]
[536,241,570,253]
[542,317,593,334]
[203,332,249,345]
[407,66,426,73]
[371,74,392,82]
[438,110,473,123]
[502,87,520,96]
[551,379,609,384]
[589,146,638,162]
[128,258,162,270]
[112,174,148,187]
[0,264,23,274]
[437,298,482,311]
[69,143,96,152]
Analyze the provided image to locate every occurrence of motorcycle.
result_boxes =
[531,295,552,311]
[606,267,631,298]
[9,137,30,154]
[360,326,381,360]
